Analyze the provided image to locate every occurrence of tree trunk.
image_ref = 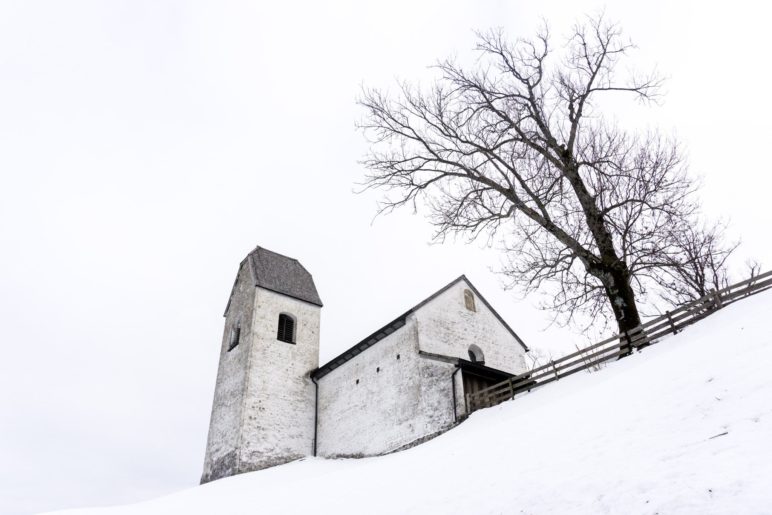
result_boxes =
[598,266,642,356]
[562,160,642,351]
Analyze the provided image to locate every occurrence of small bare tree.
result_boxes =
[745,259,762,279]
[358,15,701,338]
[658,221,738,307]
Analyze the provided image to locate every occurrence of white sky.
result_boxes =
[1,1,770,513]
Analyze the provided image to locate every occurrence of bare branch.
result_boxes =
[357,13,714,335]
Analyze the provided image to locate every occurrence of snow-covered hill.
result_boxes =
[47,290,772,515]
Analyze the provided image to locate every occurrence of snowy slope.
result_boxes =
[47,290,772,515]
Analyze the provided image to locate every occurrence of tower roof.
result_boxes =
[225,246,323,315]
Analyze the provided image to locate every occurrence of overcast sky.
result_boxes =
[1,1,770,513]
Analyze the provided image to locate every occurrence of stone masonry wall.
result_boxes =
[415,279,528,375]
[316,317,424,457]
[417,355,465,428]
[237,288,320,471]
[201,264,255,483]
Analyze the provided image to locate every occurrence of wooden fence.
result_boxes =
[466,270,772,414]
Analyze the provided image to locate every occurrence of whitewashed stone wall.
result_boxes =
[417,356,460,430]
[201,276,320,482]
[316,317,425,457]
[201,264,255,483]
[238,288,320,471]
[414,279,528,375]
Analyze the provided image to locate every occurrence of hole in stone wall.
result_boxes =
[396,354,400,360]
[356,379,359,385]
[376,367,380,373]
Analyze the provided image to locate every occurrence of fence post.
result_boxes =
[550,360,559,381]
[620,331,631,356]
[508,377,515,400]
[711,288,724,310]
[631,325,650,349]
[666,311,676,334]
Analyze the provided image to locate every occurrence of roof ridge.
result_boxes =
[313,274,524,380]
[408,274,467,312]
[252,245,303,263]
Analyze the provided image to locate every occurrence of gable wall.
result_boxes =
[414,280,528,375]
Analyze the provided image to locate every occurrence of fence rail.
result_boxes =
[466,270,772,414]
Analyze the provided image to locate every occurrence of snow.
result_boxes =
[44,290,772,515]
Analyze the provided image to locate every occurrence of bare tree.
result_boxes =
[745,259,762,279]
[358,15,701,339]
[658,221,738,307]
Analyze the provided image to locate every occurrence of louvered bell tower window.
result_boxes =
[277,314,296,344]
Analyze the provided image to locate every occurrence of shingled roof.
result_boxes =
[224,246,323,315]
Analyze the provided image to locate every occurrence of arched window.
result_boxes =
[464,289,476,312]
[227,323,241,352]
[468,344,484,364]
[277,313,296,344]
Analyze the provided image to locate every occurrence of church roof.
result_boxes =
[311,275,527,380]
[225,246,323,315]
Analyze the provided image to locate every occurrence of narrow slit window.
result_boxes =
[228,324,241,352]
[277,314,296,344]
[464,289,476,312]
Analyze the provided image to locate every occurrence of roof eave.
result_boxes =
[311,311,411,380]
[255,284,324,307]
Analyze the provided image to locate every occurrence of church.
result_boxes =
[201,245,530,483]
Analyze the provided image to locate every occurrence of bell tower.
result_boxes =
[201,246,322,483]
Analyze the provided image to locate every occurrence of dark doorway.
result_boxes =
[462,370,501,397]
[459,360,514,413]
